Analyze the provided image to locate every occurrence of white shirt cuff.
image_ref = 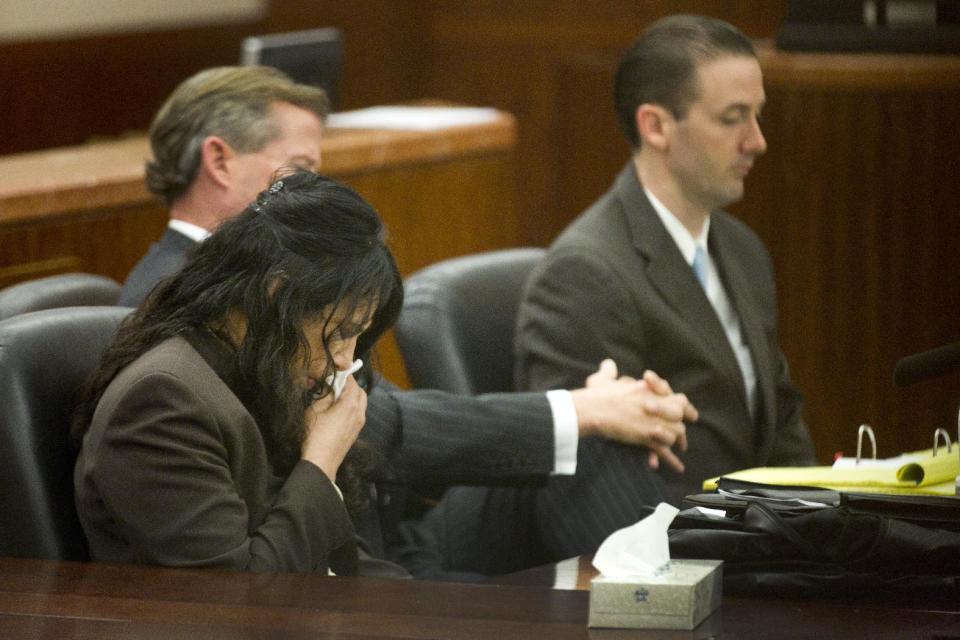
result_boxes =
[546,389,579,475]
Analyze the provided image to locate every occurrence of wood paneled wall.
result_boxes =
[0,24,261,155]
[4,1,958,463]
[0,1,427,156]
[740,47,960,461]
[409,1,785,247]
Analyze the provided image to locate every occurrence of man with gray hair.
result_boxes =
[119,66,328,306]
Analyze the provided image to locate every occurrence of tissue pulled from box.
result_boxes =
[592,502,679,578]
[326,359,363,401]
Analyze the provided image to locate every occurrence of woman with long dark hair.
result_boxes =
[73,170,403,575]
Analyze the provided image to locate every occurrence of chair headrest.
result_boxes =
[0,273,122,320]
[396,248,545,394]
[0,306,132,560]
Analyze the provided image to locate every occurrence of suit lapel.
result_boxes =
[615,166,748,397]
[710,223,778,448]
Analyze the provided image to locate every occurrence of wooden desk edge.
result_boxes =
[755,39,960,90]
[0,109,517,225]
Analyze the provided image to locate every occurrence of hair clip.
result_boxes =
[253,180,284,215]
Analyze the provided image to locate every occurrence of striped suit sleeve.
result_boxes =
[363,385,555,486]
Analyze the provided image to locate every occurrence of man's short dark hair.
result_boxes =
[614,14,756,149]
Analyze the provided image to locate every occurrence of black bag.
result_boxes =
[668,478,960,595]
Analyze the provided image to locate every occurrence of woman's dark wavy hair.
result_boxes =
[72,170,403,514]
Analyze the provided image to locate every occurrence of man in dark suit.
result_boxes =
[404,14,817,577]
[117,65,698,569]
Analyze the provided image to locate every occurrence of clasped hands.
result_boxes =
[570,359,698,473]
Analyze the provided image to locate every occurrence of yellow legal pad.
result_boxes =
[703,446,960,496]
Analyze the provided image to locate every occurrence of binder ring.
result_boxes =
[933,427,952,457]
[856,424,877,464]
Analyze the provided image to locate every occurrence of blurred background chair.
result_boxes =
[395,248,545,395]
[0,273,122,321]
[0,306,131,560]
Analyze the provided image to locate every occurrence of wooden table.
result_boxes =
[1,556,957,639]
[0,107,520,386]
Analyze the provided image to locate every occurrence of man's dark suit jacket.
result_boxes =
[407,164,817,576]
[518,162,816,554]
[117,227,196,307]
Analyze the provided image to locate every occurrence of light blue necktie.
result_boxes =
[692,245,708,290]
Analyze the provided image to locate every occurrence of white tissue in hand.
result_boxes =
[592,502,679,578]
[326,359,363,401]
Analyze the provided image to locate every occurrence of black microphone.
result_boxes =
[893,341,960,386]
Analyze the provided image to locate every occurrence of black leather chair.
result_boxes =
[0,306,131,560]
[394,248,545,394]
[0,273,122,321]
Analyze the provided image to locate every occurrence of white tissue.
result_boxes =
[592,502,679,578]
[326,359,363,401]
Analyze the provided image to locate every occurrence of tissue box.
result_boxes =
[588,559,722,630]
